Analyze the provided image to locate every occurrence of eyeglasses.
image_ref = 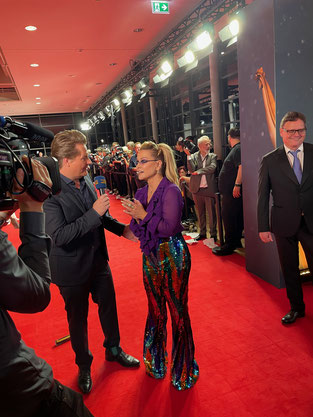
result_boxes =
[282,128,306,136]
[137,159,158,165]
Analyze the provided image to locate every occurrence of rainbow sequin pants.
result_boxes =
[142,234,199,390]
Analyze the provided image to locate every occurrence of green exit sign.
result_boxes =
[151,1,170,14]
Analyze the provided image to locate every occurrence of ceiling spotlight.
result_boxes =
[25,25,37,31]
[185,50,195,64]
[229,19,239,36]
[218,17,240,43]
[177,49,199,72]
[33,84,40,87]
[109,62,117,66]
[92,115,99,124]
[81,122,91,131]
[97,111,106,120]
[35,97,41,100]
[153,74,161,84]
[161,60,172,74]
[36,102,41,105]
[135,77,149,98]
[30,63,39,67]
[195,31,212,50]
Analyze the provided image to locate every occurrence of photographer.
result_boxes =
[112,146,129,197]
[0,157,93,417]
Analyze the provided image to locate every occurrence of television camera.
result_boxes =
[0,116,61,210]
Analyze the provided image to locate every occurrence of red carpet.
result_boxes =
[8,196,313,417]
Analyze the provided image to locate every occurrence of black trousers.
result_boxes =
[275,217,313,311]
[37,380,94,417]
[59,253,120,370]
[221,193,243,246]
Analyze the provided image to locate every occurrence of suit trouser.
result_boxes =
[221,193,243,246]
[275,217,313,311]
[59,252,120,370]
[192,190,217,237]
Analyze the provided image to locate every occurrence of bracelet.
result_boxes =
[234,184,241,187]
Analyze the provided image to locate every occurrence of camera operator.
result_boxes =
[0,157,93,417]
[112,146,129,197]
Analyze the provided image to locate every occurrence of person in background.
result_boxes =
[213,128,243,256]
[178,165,196,226]
[186,136,217,242]
[258,111,313,324]
[122,141,199,390]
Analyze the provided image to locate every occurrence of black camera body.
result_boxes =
[177,137,197,153]
[114,148,127,163]
[0,118,61,210]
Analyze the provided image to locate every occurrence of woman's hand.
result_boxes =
[121,198,147,221]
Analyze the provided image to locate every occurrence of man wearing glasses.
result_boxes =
[258,111,313,324]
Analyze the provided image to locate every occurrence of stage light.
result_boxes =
[229,19,239,36]
[185,50,195,64]
[92,115,99,124]
[153,74,162,84]
[97,111,105,120]
[135,77,150,98]
[113,98,120,107]
[80,121,91,131]
[218,17,240,43]
[121,88,133,104]
[195,30,212,50]
[161,60,172,74]
[104,105,112,117]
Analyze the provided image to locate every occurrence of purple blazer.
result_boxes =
[130,177,183,255]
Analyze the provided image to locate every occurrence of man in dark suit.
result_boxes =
[44,130,139,394]
[186,136,217,241]
[213,128,243,256]
[258,111,313,324]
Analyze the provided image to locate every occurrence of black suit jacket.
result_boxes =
[43,175,125,286]
[257,142,313,237]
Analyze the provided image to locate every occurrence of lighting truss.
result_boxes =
[87,0,246,118]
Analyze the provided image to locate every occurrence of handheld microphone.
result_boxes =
[94,175,107,195]
[0,116,54,142]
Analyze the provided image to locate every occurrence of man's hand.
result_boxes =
[259,231,273,243]
[184,148,191,156]
[93,194,110,216]
[12,156,52,213]
[122,224,138,242]
[191,172,199,176]
[233,185,241,198]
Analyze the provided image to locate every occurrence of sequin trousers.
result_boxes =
[142,233,199,390]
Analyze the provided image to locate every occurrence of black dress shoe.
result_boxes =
[194,234,206,241]
[212,244,235,256]
[281,310,305,324]
[105,347,140,367]
[78,369,92,394]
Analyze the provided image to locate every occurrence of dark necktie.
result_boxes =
[289,149,302,183]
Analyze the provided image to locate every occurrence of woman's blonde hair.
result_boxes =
[140,141,179,186]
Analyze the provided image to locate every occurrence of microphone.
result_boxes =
[0,116,54,142]
[94,175,107,195]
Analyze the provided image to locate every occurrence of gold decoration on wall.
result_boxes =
[255,67,276,147]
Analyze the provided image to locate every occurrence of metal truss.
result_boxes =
[87,0,246,118]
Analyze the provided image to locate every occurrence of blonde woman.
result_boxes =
[122,141,199,390]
